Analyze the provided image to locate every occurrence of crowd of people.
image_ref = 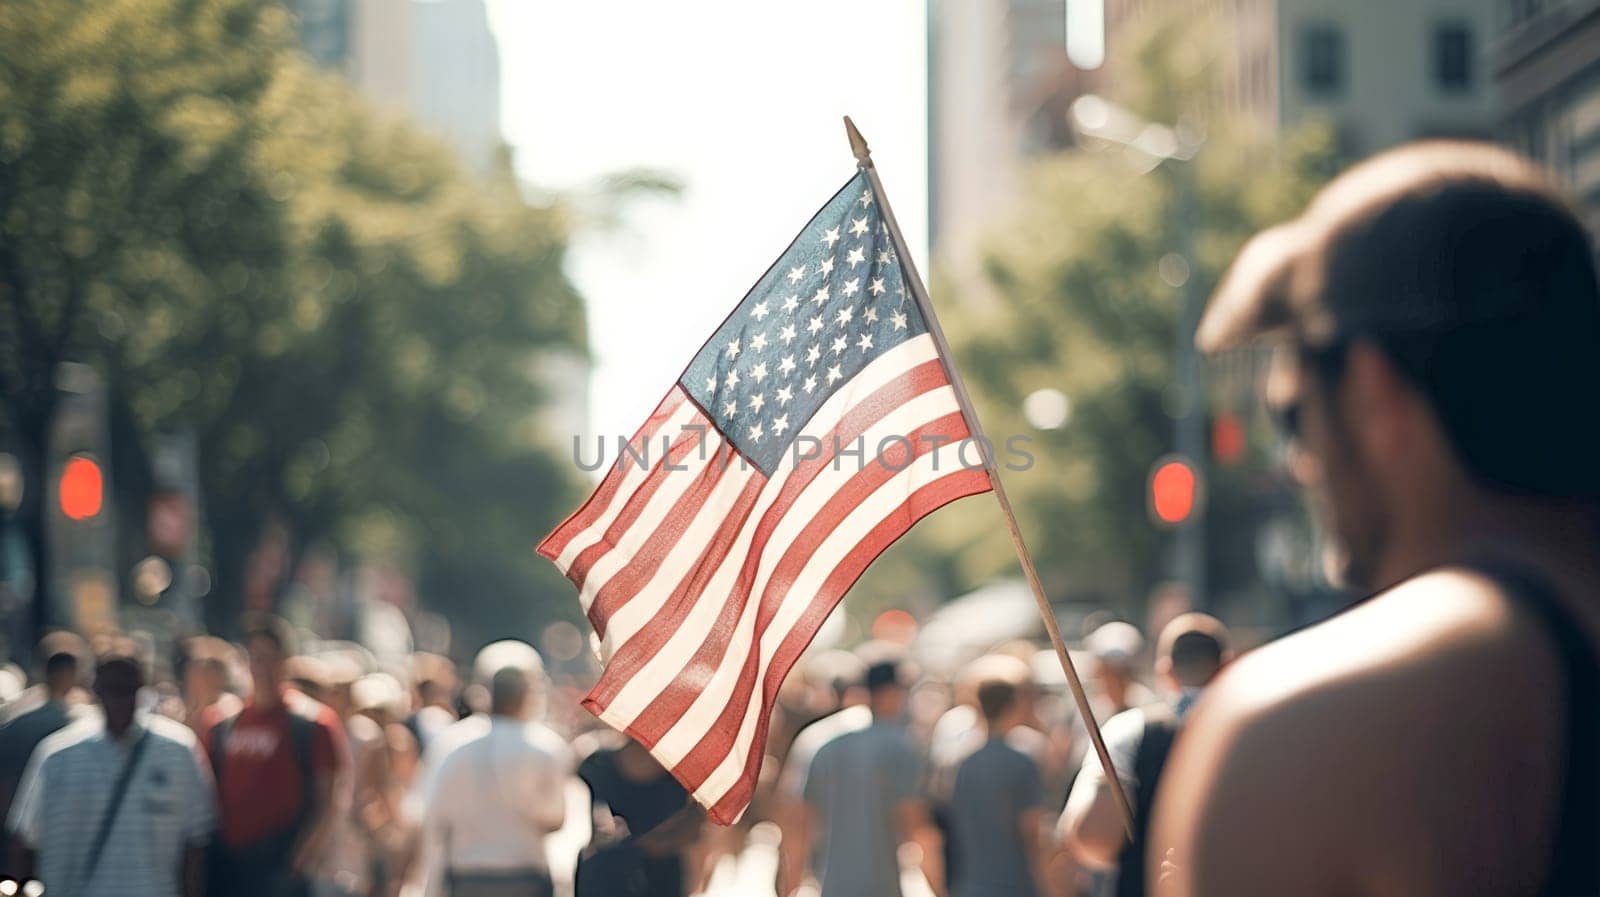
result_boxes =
[0,597,1235,897]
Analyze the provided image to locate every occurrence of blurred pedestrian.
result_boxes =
[775,650,870,897]
[795,653,940,897]
[8,652,215,897]
[351,673,417,897]
[204,614,351,897]
[182,636,243,738]
[405,653,459,755]
[416,644,569,897]
[575,735,702,897]
[319,652,379,897]
[1084,623,1156,719]
[0,632,87,868]
[947,655,1046,897]
[1062,614,1229,896]
[1152,141,1600,895]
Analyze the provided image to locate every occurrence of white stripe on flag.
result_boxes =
[553,398,704,572]
[576,425,729,614]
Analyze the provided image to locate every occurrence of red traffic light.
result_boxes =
[60,456,104,521]
[1149,456,1201,527]
[1212,412,1247,466]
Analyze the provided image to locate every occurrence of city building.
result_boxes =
[1494,0,1600,246]
[927,0,1501,278]
[1273,0,1499,154]
[286,0,504,175]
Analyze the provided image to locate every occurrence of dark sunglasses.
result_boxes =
[1270,401,1303,442]
[1268,341,1346,443]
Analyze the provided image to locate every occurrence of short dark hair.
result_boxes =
[44,650,79,680]
[94,654,146,691]
[241,613,299,658]
[976,677,1021,724]
[863,659,906,693]
[1157,613,1230,688]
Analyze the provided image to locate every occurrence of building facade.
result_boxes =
[1494,0,1600,245]
[287,0,504,174]
[1275,0,1499,155]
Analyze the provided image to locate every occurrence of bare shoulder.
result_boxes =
[1151,568,1566,896]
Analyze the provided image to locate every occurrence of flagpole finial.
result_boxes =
[843,116,872,168]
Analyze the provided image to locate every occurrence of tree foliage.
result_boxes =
[0,0,587,650]
[854,7,1339,621]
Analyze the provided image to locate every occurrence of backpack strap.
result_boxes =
[1115,704,1179,897]
[81,731,150,890]
[209,715,236,786]
[286,708,319,835]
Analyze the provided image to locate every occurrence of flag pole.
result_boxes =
[844,116,1137,839]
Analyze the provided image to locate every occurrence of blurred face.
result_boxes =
[246,635,287,697]
[94,663,142,736]
[1268,343,1388,590]
[869,683,907,719]
[185,658,223,700]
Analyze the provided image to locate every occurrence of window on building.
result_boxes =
[1434,23,1475,92]
[1301,23,1345,96]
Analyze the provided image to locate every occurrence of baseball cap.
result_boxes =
[1199,140,1600,497]
[1199,140,1600,353]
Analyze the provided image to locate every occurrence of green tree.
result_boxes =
[1,0,589,650]
[855,7,1339,623]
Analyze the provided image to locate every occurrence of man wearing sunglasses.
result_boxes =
[1148,141,1600,895]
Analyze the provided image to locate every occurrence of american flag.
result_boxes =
[538,171,992,824]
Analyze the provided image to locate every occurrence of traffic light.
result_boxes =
[1211,411,1247,466]
[1148,455,1203,528]
[58,455,104,522]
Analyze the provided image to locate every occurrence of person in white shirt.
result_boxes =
[416,647,570,897]
[8,653,216,897]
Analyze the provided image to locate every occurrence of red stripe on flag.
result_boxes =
[605,363,953,740]
[581,473,767,704]
[537,387,689,562]
[564,416,716,593]
[668,411,972,791]
[587,450,762,636]
[705,466,993,823]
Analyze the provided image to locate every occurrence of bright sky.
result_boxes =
[485,1,929,440]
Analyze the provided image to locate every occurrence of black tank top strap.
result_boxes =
[1465,557,1599,896]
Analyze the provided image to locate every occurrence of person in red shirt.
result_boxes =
[203,614,350,897]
